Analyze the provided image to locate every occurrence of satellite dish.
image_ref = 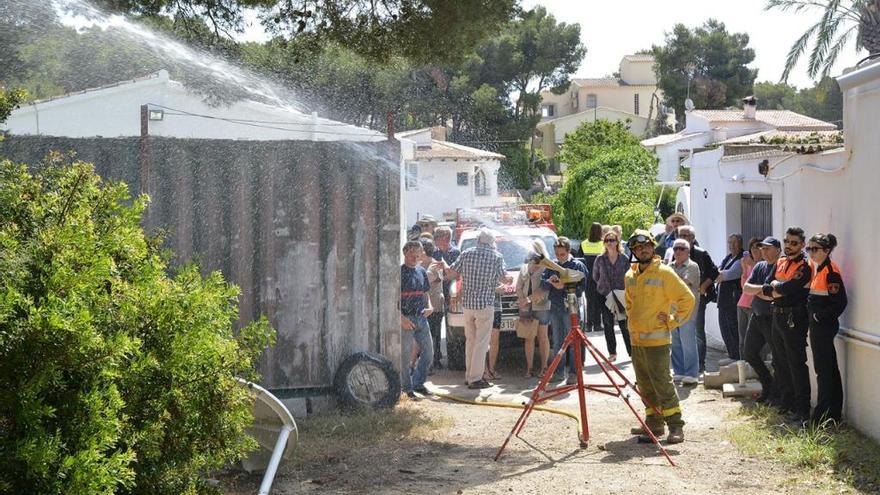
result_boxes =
[685,98,695,112]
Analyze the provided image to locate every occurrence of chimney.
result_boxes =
[431,126,447,142]
[743,95,758,120]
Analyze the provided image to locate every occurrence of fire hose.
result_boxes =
[432,391,583,435]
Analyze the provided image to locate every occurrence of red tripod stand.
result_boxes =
[494,286,676,467]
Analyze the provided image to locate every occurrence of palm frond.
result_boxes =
[808,3,846,77]
[766,0,863,22]
[782,22,820,82]
[821,25,857,78]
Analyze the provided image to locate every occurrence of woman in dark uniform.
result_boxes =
[806,233,848,425]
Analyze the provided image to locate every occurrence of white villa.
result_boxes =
[536,54,674,172]
[1,69,386,143]
[396,127,513,224]
[642,99,837,181]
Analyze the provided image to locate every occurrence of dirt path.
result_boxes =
[234,351,828,495]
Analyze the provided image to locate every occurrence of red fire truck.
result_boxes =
[445,205,557,370]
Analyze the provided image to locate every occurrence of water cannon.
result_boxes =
[527,240,584,285]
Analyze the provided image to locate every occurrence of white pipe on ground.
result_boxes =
[258,425,294,495]
[236,378,297,495]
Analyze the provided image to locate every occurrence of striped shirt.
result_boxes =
[450,245,506,310]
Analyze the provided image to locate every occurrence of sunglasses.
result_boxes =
[783,239,801,246]
[604,238,618,244]
[806,246,827,252]
[673,246,689,251]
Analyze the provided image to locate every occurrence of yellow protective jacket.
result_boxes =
[624,256,696,347]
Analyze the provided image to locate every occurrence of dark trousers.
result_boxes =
[585,278,602,332]
[743,313,774,391]
[427,312,444,367]
[599,304,631,356]
[772,306,811,415]
[718,303,741,360]
[695,297,708,371]
[809,314,843,422]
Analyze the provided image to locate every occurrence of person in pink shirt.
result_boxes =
[737,238,764,358]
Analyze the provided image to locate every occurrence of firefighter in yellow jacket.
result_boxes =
[625,230,696,444]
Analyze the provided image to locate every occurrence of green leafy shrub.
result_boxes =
[555,123,657,238]
[0,153,275,494]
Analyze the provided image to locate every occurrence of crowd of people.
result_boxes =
[400,212,848,444]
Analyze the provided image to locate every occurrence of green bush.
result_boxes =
[0,153,274,494]
[557,146,657,239]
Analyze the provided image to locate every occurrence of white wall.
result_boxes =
[2,70,385,143]
[403,159,502,224]
[687,59,880,441]
[551,107,649,144]
[645,133,712,182]
[684,113,770,138]
[620,60,657,85]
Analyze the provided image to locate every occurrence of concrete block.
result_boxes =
[703,361,761,389]
[702,372,726,389]
[722,381,762,398]
[280,395,338,418]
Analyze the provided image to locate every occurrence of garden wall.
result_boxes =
[0,136,401,394]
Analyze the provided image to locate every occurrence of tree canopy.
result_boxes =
[652,19,758,126]
[553,120,657,238]
[753,76,843,124]
[92,0,519,64]
[2,2,584,191]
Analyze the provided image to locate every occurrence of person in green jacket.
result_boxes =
[624,230,696,444]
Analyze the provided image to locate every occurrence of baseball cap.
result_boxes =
[760,236,781,248]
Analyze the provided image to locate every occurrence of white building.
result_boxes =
[539,54,664,122]
[687,59,880,441]
[396,127,512,224]
[536,54,675,175]
[1,69,386,143]
[642,103,837,181]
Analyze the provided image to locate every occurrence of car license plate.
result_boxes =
[500,319,517,331]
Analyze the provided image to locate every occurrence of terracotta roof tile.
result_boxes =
[690,110,837,131]
[413,140,505,161]
[720,149,794,162]
[572,77,622,87]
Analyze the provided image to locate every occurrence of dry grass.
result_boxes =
[289,400,453,470]
[728,404,880,493]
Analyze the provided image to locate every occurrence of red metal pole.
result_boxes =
[569,297,590,446]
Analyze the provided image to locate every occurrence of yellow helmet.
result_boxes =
[627,229,656,248]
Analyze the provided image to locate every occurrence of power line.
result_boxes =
[147,103,386,137]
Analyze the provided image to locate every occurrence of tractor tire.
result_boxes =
[446,325,466,371]
[333,351,400,410]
